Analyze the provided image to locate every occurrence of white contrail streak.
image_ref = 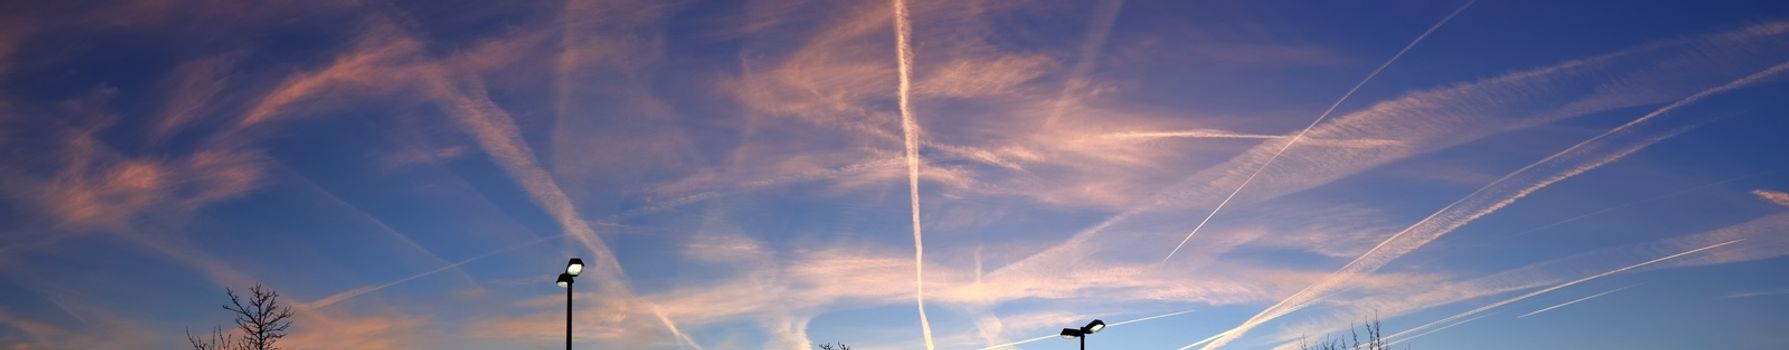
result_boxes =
[1101,129,1282,140]
[1385,240,1741,343]
[1162,0,1479,262]
[430,75,631,295]
[1193,59,1789,350]
[653,305,707,350]
[305,234,562,310]
[1382,314,1487,348]
[428,71,703,342]
[976,309,1197,349]
[890,0,934,348]
[976,334,1056,350]
[1176,329,1238,350]
[1518,285,1637,318]
[1112,309,1197,326]
[1500,172,1771,241]
[1722,289,1789,299]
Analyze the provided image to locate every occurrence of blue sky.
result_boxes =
[2,0,1788,349]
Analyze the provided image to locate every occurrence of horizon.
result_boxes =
[2,0,1789,349]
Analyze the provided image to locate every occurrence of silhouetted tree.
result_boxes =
[816,342,851,350]
[1299,317,1392,350]
[187,284,295,350]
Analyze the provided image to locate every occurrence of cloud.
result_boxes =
[1384,240,1740,344]
[236,23,425,128]
[151,54,241,140]
[1721,288,1789,299]
[982,24,1789,319]
[1163,0,1478,261]
[1268,210,1789,347]
[283,309,430,350]
[1196,29,1789,350]
[1752,189,1789,207]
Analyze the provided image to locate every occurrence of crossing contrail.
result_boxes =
[1101,129,1282,140]
[1382,314,1487,348]
[1192,58,1789,350]
[890,0,934,348]
[1041,0,1125,127]
[976,309,1197,349]
[304,234,563,310]
[1162,0,1479,262]
[1518,285,1638,318]
[1384,240,1741,343]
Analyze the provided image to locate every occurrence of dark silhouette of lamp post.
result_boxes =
[1059,319,1105,350]
[557,258,585,350]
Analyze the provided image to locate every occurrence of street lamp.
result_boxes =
[557,258,584,349]
[1059,319,1105,349]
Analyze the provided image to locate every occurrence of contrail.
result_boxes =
[1385,240,1742,343]
[280,167,478,285]
[1112,308,1197,326]
[1096,130,1402,149]
[1177,301,1320,350]
[1498,171,1772,242]
[1722,289,1789,299]
[423,70,708,341]
[1041,0,1125,127]
[1101,129,1282,140]
[1193,59,1789,350]
[304,234,563,310]
[430,74,631,295]
[652,305,707,350]
[976,309,1197,349]
[890,0,934,348]
[1518,285,1638,318]
[976,334,1056,350]
[1381,314,1487,348]
[1162,0,1479,262]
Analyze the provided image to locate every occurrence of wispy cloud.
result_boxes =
[1721,288,1789,299]
[1041,0,1124,128]
[1197,47,1789,350]
[1385,240,1741,343]
[1752,189,1789,207]
[1162,0,1479,262]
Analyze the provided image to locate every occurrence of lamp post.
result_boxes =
[1059,319,1105,350]
[557,258,584,350]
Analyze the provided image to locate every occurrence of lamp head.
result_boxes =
[1084,319,1106,334]
[566,258,585,276]
[556,273,574,288]
[1060,328,1085,339]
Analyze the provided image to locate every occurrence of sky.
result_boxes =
[1,0,1788,349]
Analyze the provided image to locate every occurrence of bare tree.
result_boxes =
[186,326,236,350]
[816,342,851,350]
[188,284,295,350]
[1299,317,1391,350]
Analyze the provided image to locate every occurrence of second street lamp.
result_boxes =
[557,258,584,350]
[1059,319,1105,350]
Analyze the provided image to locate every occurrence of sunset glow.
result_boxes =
[2,0,1788,349]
